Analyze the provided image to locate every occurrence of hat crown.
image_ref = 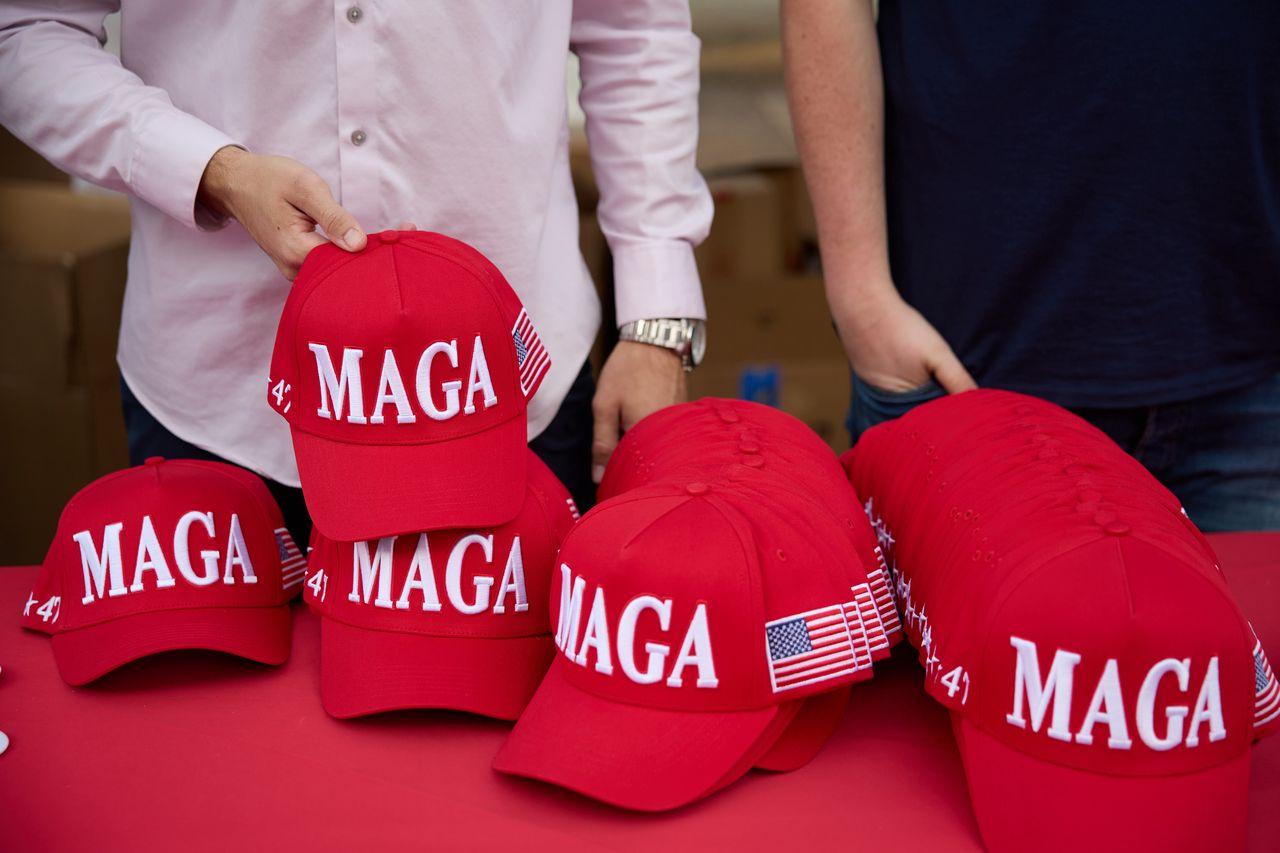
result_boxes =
[22,459,297,635]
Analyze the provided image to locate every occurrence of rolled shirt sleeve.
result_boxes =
[0,3,238,229]
[571,0,714,328]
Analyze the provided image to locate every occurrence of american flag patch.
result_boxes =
[842,583,886,663]
[275,528,306,591]
[1255,637,1279,729]
[512,309,550,398]
[765,604,864,693]
[866,561,902,640]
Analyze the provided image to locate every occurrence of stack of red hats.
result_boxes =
[22,457,302,684]
[842,389,1278,853]
[494,398,900,809]
[269,231,577,719]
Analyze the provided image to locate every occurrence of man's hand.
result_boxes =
[836,284,977,394]
[197,145,367,280]
[591,341,687,483]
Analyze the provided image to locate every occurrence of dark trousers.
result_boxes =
[120,362,596,544]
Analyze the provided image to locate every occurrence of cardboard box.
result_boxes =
[761,166,820,273]
[568,127,598,213]
[0,128,68,184]
[702,274,842,361]
[696,174,785,280]
[688,357,852,452]
[698,43,797,174]
[0,181,131,563]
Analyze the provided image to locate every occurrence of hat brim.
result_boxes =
[754,687,852,772]
[493,663,801,811]
[319,617,555,721]
[953,714,1251,853]
[51,605,291,686]
[292,412,528,541]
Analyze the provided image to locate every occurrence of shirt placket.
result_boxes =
[333,0,382,226]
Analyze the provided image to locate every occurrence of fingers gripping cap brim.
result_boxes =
[493,664,800,811]
[952,715,1251,853]
[50,605,292,686]
[319,618,556,721]
[292,412,528,540]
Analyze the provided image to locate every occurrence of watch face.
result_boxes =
[690,321,707,366]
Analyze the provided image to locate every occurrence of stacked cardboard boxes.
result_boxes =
[689,170,847,451]
[0,181,132,564]
[572,165,844,448]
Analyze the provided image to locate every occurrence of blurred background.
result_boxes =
[0,2,846,564]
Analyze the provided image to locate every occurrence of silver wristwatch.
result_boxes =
[617,318,707,371]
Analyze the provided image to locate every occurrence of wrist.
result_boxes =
[828,273,902,339]
[197,145,249,220]
[617,318,706,371]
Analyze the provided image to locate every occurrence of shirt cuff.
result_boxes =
[611,240,707,328]
[129,109,241,231]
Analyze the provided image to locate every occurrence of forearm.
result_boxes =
[782,0,896,327]
[0,8,237,228]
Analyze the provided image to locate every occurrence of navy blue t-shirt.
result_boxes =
[878,3,1280,407]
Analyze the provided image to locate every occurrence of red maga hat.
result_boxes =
[20,457,301,685]
[843,389,1278,853]
[494,481,873,811]
[268,231,550,540]
[951,534,1270,853]
[304,452,577,720]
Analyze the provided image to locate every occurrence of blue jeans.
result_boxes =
[848,372,1280,532]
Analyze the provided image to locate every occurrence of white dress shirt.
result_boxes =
[0,0,712,486]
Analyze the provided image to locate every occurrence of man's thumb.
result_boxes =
[931,351,978,394]
[295,181,366,252]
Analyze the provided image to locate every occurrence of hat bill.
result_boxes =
[291,412,528,541]
[952,715,1251,853]
[50,605,291,686]
[319,618,556,721]
[493,664,801,811]
[754,687,852,772]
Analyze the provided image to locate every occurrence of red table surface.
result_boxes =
[1,533,1276,852]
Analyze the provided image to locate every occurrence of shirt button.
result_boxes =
[346,6,363,23]
[350,129,367,146]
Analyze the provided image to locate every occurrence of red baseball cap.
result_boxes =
[21,457,301,685]
[604,399,904,655]
[303,452,577,720]
[952,533,1270,853]
[493,481,870,811]
[843,391,1277,852]
[268,231,551,540]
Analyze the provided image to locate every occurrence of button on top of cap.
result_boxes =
[739,441,761,454]
[380,230,400,244]
[144,456,165,467]
[686,482,709,496]
[1104,521,1131,536]
[718,409,740,424]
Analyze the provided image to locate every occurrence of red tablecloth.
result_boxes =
[1,533,1276,851]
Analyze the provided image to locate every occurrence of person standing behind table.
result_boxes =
[781,1,1280,532]
[0,1,713,544]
